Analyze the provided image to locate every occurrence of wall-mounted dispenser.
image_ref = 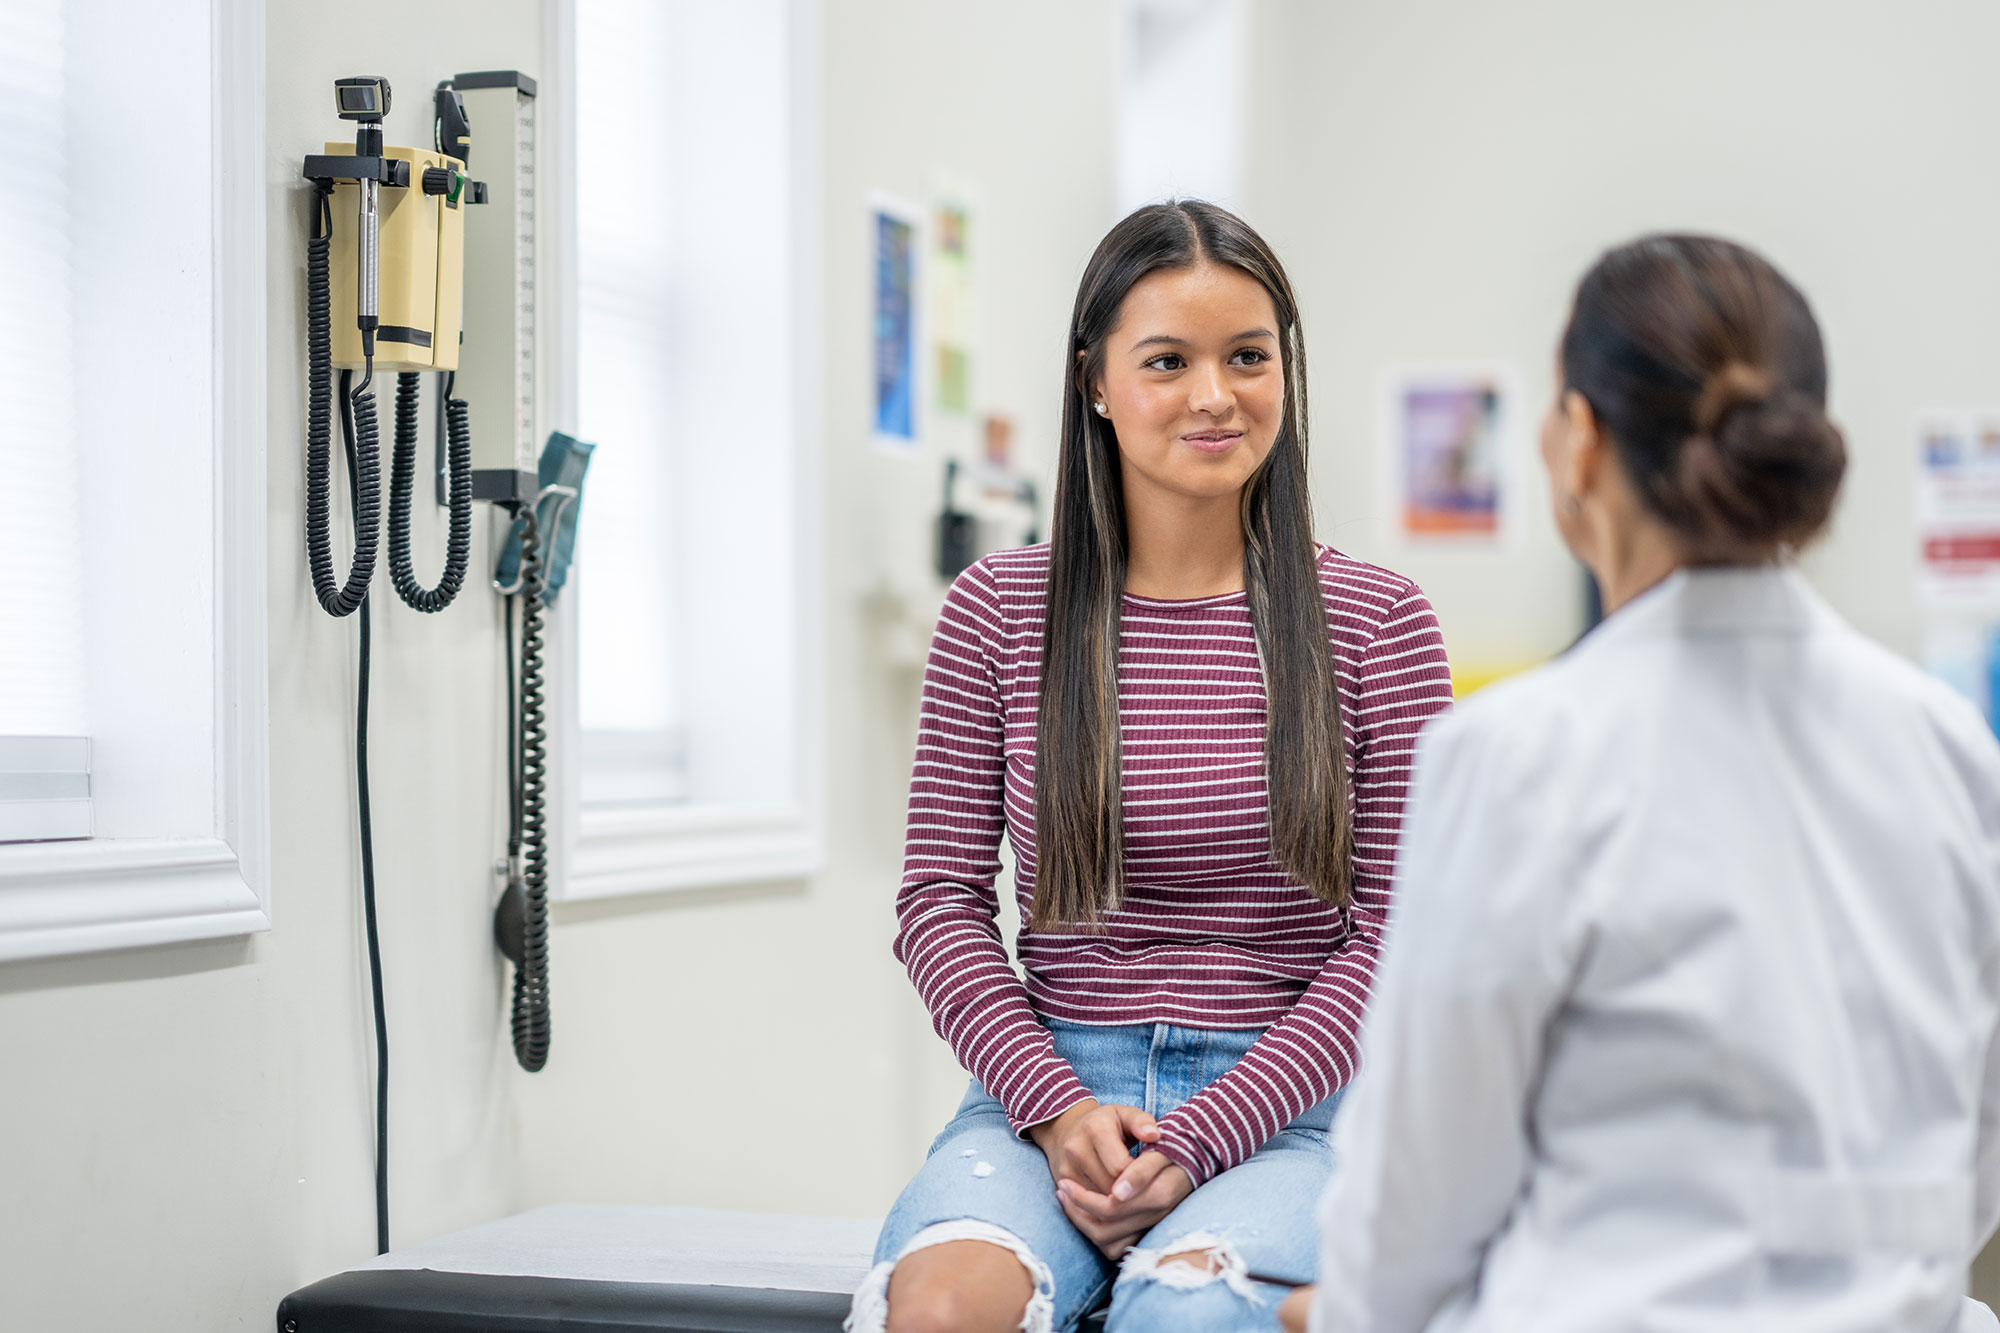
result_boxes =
[301,74,481,619]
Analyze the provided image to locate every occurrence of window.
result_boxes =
[555,0,822,896]
[1116,0,1249,214]
[0,0,268,960]
[0,0,90,843]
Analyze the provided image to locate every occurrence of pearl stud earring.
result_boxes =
[1094,402,1108,416]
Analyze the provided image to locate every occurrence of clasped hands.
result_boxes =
[1028,1098,1195,1258]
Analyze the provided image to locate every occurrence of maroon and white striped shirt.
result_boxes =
[894,543,1454,1185]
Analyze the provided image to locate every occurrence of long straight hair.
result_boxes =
[1031,201,1353,929]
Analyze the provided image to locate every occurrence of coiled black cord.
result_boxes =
[387,371,473,612]
[306,186,381,618]
[510,508,552,1072]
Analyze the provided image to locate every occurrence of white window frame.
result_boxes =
[1116,0,1249,215]
[0,0,269,961]
[543,0,825,900]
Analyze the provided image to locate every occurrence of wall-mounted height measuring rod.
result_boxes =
[449,70,539,506]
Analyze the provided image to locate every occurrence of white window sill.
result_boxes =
[0,837,269,963]
[568,802,822,900]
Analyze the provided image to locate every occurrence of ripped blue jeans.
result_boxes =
[853,1017,1339,1333]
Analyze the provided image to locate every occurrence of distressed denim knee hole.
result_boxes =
[846,1219,1055,1333]
[1115,1229,1262,1304]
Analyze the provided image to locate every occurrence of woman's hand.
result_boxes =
[1053,1148,1194,1258]
[1278,1284,1314,1331]
[1027,1098,1160,1195]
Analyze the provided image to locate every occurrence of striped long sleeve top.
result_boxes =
[893,543,1454,1185]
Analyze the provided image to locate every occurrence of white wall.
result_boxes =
[1246,0,2000,674]
[1242,0,2000,1297]
[0,3,1117,1329]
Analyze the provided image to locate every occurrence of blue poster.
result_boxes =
[873,207,916,444]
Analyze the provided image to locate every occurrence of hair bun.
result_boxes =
[1692,361,1776,436]
[1674,364,1846,557]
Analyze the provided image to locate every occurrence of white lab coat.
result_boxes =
[1313,566,2000,1333]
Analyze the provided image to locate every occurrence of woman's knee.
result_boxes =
[863,1233,1051,1333]
[884,1260,1016,1333]
[1106,1232,1278,1333]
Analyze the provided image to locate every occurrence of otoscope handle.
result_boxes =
[356,178,379,329]
[355,120,383,330]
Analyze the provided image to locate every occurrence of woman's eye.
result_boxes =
[1144,354,1185,372]
[1231,348,1272,366]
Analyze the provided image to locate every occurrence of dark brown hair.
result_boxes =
[1561,234,1847,560]
[1032,201,1351,929]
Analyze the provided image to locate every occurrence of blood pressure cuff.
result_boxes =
[495,430,594,604]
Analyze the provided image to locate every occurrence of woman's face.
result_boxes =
[1089,261,1284,504]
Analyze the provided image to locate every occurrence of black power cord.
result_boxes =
[334,365,392,1258]
[388,370,473,612]
[357,572,390,1259]
[307,159,508,1261]
[494,507,551,1072]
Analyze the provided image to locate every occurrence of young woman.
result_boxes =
[846,201,1453,1333]
[1283,235,2000,1332]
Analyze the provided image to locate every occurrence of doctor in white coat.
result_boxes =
[1282,235,2000,1333]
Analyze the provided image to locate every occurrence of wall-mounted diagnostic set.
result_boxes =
[299,71,589,1258]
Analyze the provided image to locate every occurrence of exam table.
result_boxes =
[276,1205,879,1331]
[274,1203,2000,1332]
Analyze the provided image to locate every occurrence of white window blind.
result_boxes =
[0,0,92,841]
[574,0,686,809]
[561,0,820,897]
[572,0,796,816]
[1117,0,1248,214]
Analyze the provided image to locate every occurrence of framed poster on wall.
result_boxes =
[930,181,975,419]
[1917,411,2000,609]
[870,193,921,452]
[1377,363,1524,543]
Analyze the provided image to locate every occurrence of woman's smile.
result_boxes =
[1181,429,1243,454]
